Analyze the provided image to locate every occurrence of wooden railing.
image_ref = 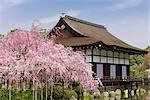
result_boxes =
[100,76,143,82]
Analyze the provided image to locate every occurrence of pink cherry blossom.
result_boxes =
[0,24,101,92]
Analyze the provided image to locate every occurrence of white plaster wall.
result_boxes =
[85,56,92,62]
[101,57,107,63]
[108,57,113,63]
[93,49,100,55]
[120,59,124,64]
[125,59,129,65]
[93,56,100,62]
[86,49,92,55]
[114,58,119,64]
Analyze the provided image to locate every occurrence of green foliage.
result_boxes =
[63,87,78,99]
[130,46,150,78]
[145,46,150,51]
[52,85,64,99]
[11,90,33,100]
[83,92,92,100]
[130,55,144,66]
[130,54,146,78]
[72,83,84,99]
[130,66,147,78]
[0,85,78,100]
[0,87,9,100]
[52,85,77,99]
[73,85,84,93]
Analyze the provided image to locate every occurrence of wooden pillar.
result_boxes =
[104,83,106,91]
[125,82,127,89]
[106,50,108,63]
[84,46,86,55]
[91,46,94,63]
[136,82,138,89]
[113,51,114,64]
[84,46,86,62]
[100,49,101,63]
[118,52,120,64]
[124,52,125,65]
[131,82,133,90]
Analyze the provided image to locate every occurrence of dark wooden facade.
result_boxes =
[51,15,147,85]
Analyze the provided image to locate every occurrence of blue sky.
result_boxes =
[0,0,149,49]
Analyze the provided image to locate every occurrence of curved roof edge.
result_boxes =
[51,15,148,54]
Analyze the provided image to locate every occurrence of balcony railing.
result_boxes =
[99,76,143,82]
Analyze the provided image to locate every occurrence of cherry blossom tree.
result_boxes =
[0,23,100,94]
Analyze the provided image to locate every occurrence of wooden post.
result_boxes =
[136,82,138,89]
[131,82,132,90]
[125,82,127,89]
[91,46,94,63]
[104,83,106,91]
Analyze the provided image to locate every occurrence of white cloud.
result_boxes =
[108,0,143,11]
[3,0,28,4]
[38,10,81,24]
[1,10,82,33]
[0,0,29,10]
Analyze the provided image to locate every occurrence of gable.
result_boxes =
[52,15,147,54]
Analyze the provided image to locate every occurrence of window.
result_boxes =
[125,53,129,59]
[114,51,119,58]
[108,51,113,57]
[93,49,100,55]
[92,63,97,74]
[119,52,124,58]
[101,49,106,56]
[86,49,92,55]
[103,64,110,77]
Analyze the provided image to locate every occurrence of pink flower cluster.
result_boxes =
[0,25,100,92]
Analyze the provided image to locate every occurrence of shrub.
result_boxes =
[52,85,77,99]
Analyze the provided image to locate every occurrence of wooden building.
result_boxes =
[51,15,147,84]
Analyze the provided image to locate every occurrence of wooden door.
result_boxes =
[103,64,110,79]
[116,64,122,79]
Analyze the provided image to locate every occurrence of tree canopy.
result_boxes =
[130,46,150,78]
[0,24,100,92]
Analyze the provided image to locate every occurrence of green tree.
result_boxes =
[130,46,150,78]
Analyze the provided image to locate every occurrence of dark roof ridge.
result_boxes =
[63,15,106,29]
